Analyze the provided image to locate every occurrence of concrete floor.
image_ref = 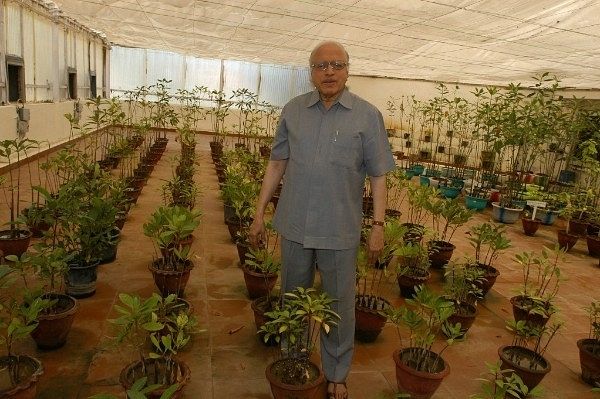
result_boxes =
[2,132,600,399]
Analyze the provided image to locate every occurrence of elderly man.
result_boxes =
[249,40,395,399]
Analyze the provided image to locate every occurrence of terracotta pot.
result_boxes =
[149,258,194,297]
[397,269,431,298]
[557,229,579,252]
[0,229,32,258]
[392,348,450,399]
[521,217,541,236]
[470,263,500,297]
[265,358,326,399]
[355,295,390,343]
[119,357,190,399]
[30,293,79,350]
[251,296,278,345]
[577,338,600,387]
[0,355,43,399]
[498,345,551,391]
[446,301,478,339]
[569,218,589,236]
[510,295,549,328]
[242,264,278,299]
[428,240,455,269]
[586,235,600,258]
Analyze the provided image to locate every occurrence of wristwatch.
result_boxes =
[372,220,384,227]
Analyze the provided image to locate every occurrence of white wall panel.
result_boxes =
[33,17,53,102]
[5,3,21,57]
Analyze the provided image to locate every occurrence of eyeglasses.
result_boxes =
[310,61,349,71]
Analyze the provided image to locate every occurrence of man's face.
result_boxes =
[310,43,349,100]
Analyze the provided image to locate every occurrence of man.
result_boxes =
[249,41,395,399]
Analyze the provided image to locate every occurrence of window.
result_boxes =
[90,72,97,98]
[6,56,25,103]
[68,68,77,99]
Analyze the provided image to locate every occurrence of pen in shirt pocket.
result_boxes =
[334,130,338,142]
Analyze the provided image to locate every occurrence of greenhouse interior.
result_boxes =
[2,0,600,398]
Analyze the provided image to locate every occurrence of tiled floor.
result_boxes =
[2,132,600,398]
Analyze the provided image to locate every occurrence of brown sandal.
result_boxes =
[327,381,348,399]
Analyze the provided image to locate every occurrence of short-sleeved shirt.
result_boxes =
[270,88,396,250]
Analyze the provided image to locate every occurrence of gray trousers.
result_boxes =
[280,237,357,383]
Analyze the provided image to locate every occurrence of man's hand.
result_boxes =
[367,226,384,265]
[249,218,266,250]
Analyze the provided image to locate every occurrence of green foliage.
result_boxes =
[467,222,511,266]
[384,285,462,373]
[89,376,179,399]
[511,245,567,319]
[260,287,339,385]
[470,360,543,399]
[428,196,475,242]
[584,301,600,341]
[143,205,202,266]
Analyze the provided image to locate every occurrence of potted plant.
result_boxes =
[499,317,563,394]
[403,183,437,243]
[6,245,79,350]
[108,292,197,398]
[509,245,566,329]
[241,220,281,299]
[471,360,542,399]
[427,196,475,269]
[143,205,202,297]
[354,221,406,343]
[578,301,600,387]
[465,222,511,298]
[0,264,45,398]
[0,139,39,257]
[556,192,581,251]
[395,240,431,298]
[260,287,340,399]
[442,257,485,339]
[384,285,462,399]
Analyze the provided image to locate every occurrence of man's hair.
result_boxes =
[309,41,349,64]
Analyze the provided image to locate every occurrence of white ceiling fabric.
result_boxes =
[50,0,600,89]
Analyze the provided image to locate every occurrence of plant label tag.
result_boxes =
[526,200,546,208]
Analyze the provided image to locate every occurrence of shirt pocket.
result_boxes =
[329,132,363,170]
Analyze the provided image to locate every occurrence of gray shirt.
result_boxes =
[271,88,396,249]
